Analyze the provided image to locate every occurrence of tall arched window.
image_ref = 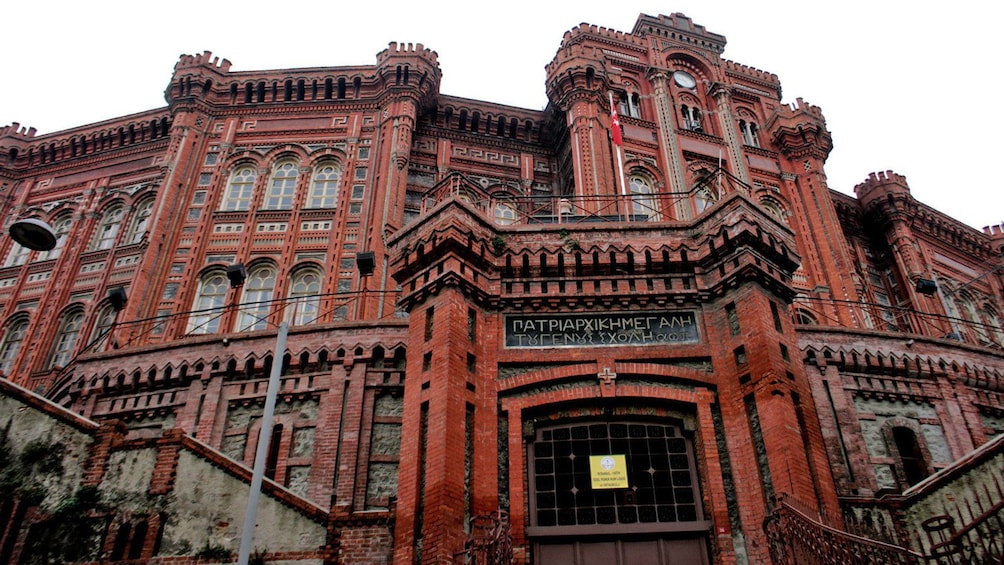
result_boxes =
[983,306,1004,346]
[237,264,276,331]
[92,205,123,250]
[617,92,641,119]
[187,270,229,334]
[681,105,702,131]
[264,161,299,210]
[127,198,155,244]
[4,242,30,267]
[629,175,657,219]
[221,166,257,211]
[957,293,987,343]
[289,267,322,326]
[308,162,341,208]
[0,317,29,374]
[90,303,118,351]
[49,309,85,368]
[740,120,760,147]
[37,214,72,261]
[891,426,929,487]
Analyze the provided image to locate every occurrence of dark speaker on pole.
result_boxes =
[356,251,375,276]
[227,263,247,287]
[108,286,128,311]
[915,278,938,295]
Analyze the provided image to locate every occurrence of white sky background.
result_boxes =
[3,1,1001,232]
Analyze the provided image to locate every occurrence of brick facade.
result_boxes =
[1,11,1001,565]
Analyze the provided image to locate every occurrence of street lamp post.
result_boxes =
[237,320,289,565]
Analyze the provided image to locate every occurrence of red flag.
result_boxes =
[610,101,623,146]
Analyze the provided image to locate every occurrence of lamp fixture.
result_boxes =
[8,218,57,251]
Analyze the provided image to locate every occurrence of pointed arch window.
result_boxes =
[49,309,85,368]
[957,293,987,343]
[982,306,1004,346]
[740,120,760,147]
[0,317,29,374]
[127,198,155,244]
[628,175,657,219]
[221,166,257,211]
[90,303,119,351]
[308,162,342,208]
[37,214,72,261]
[92,205,123,250]
[265,161,299,210]
[681,105,702,131]
[237,264,276,331]
[289,267,322,326]
[617,92,641,119]
[187,270,229,334]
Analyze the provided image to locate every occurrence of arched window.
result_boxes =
[237,264,276,331]
[289,267,322,326]
[759,198,786,222]
[4,242,30,267]
[187,270,229,334]
[795,309,818,325]
[681,105,702,131]
[264,160,299,210]
[956,293,987,343]
[37,214,72,261]
[494,201,518,226]
[740,120,760,147]
[49,309,85,368]
[91,205,123,250]
[891,426,929,487]
[630,92,641,119]
[695,185,718,214]
[221,166,257,211]
[0,317,29,374]
[90,303,118,351]
[127,198,155,244]
[982,306,1004,346]
[628,175,657,219]
[308,162,341,208]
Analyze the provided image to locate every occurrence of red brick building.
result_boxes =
[1,11,1002,565]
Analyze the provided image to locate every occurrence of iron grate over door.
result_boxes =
[529,421,704,532]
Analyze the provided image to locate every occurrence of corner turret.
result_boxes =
[0,123,38,167]
[983,223,1004,255]
[166,50,233,103]
[544,24,633,111]
[854,170,911,212]
[374,41,442,110]
[765,98,832,161]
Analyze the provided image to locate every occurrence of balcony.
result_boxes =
[792,296,1004,350]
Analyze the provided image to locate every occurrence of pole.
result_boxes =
[237,321,289,564]
[609,92,628,220]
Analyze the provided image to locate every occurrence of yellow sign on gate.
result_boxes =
[589,454,628,489]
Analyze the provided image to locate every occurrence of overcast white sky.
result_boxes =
[3,1,1001,232]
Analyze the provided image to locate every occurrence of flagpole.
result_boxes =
[609,92,628,221]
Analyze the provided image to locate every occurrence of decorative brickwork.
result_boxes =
[0,10,1001,565]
